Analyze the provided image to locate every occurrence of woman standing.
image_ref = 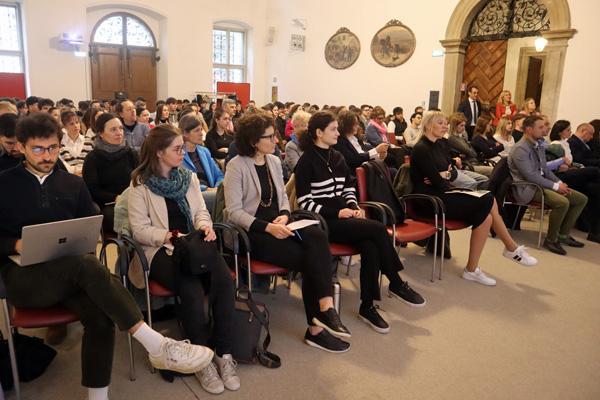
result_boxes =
[128,125,239,395]
[224,111,350,353]
[295,111,425,335]
[494,90,516,125]
[492,117,515,157]
[410,111,537,286]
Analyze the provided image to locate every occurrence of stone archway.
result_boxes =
[440,0,576,121]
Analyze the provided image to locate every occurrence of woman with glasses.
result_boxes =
[83,113,139,234]
[128,124,239,394]
[205,109,234,160]
[224,111,351,353]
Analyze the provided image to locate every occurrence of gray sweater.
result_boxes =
[507,137,560,204]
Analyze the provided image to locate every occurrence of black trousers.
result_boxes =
[149,244,235,356]
[558,167,600,234]
[1,255,143,388]
[247,226,333,326]
[326,218,403,304]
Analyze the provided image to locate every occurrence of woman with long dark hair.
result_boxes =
[295,111,426,334]
[205,109,234,160]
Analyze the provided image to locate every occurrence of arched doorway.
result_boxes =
[90,12,158,109]
[440,0,576,121]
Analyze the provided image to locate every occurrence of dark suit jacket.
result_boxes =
[457,98,482,125]
[333,135,373,174]
[568,135,600,167]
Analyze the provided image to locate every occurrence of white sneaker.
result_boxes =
[503,245,538,266]
[462,267,496,286]
[196,362,224,394]
[215,354,240,391]
[148,338,214,374]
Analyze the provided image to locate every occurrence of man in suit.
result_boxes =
[508,116,587,255]
[568,123,600,167]
[457,85,482,141]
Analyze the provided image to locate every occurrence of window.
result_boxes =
[0,4,24,73]
[92,13,155,47]
[212,27,246,91]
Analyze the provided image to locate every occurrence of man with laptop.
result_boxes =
[0,113,214,400]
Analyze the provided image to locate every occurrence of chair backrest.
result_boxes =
[113,187,131,237]
[357,160,405,223]
[212,183,226,223]
[285,173,299,211]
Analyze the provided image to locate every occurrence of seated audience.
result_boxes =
[411,111,537,285]
[0,113,214,400]
[387,106,408,143]
[0,100,18,116]
[0,113,22,172]
[59,110,93,173]
[492,116,515,157]
[549,120,574,165]
[590,119,600,158]
[403,112,423,148]
[568,123,600,167]
[224,111,351,353]
[285,104,302,138]
[295,111,425,334]
[284,109,310,172]
[511,114,526,143]
[205,109,234,160]
[446,112,493,176]
[128,125,238,394]
[25,96,39,114]
[155,103,171,126]
[334,110,387,174]
[117,99,150,151]
[365,106,391,147]
[136,106,152,127]
[471,116,503,163]
[518,97,539,116]
[83,113,139,233]
[494,90,516,125]
[508,116,588,255]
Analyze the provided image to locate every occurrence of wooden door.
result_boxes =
[462,40,508,108]
[525,56,543,107]
[124,48,157,111]
[90,45,123,101]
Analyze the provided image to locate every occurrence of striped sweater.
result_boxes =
[295,146,359,219]
[60,133,94,167]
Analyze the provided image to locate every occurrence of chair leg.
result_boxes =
[538,202,544,249]
[431,229,438,283]
[332,282,341,313]
[127,333,136,381]
[344,256,352,276]
[512,206,522,230]
[439,214,446,281]
[272,275,278,294]
[3,300,21,400]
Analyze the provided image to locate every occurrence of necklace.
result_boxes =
[259,163,274,207]
[314,148,333,173]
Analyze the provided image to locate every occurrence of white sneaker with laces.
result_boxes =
[462,267,496,286]
[148,338,214,374]
[503,245,538,266]
[196,362,224,394]
[215,354,240,391]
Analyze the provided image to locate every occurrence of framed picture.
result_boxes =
[370,20,416,67]
[324,27,361,70]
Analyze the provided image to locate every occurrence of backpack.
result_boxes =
[362,160,405,223]
[392,163,414,198]
[212,183,226,223]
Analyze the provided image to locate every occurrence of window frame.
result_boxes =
[90,11,157,49]
[0,2,26,73]
[212,26,247,90]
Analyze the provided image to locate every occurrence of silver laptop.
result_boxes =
[9,215,104,267]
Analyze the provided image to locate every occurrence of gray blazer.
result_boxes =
[284,140,302,172]
[508,137,560,204]
[223,154,290,230]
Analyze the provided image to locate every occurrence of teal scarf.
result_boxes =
[145,167,193,231]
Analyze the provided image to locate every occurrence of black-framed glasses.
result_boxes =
[260,134,277,141]
[30,144,60,156]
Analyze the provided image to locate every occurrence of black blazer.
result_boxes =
[333,135,373,174]
[457,98,482,125]
[568,135,600,167]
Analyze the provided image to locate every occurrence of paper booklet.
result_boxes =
[444,190,490,198]
[286,219,320,231]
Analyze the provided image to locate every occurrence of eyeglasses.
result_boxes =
[30,144,60,156]
[260,134,277,142]
[170,145,185,154]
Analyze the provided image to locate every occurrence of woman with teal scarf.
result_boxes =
[128,125,239,395]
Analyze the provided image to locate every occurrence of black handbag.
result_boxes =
[231,289,280,368]
[0,332,57,390]
[171,230,214,275]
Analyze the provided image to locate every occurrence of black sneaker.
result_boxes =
[559,235,585,248]
[388,281,426,307]
[304,329,350,353]
[312,308,351,338]
[358,304,390,334]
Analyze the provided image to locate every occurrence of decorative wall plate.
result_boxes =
[370,20,416,67]
[324,27,361,70]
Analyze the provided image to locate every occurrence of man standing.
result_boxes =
[457,86,481,141]
[508,116,588,255]
[0,113,214,400]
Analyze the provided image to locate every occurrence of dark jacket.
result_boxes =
[472,134,503,160]
[568,135,600,167]
[205,129,234,160]
[333,135,373,175]
[457,98,482,125]
[83,147,139,206]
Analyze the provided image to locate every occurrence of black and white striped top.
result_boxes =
[295,146,359,219]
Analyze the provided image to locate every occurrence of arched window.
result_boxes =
[469,0,549,42]
[92,12,155,48]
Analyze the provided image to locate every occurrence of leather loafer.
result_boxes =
[559,236,585,248]
[543,239,567,256]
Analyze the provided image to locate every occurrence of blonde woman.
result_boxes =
[494,90,516,125]
[493,117,515,157]
[519,97,538,116]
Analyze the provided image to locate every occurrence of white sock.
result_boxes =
[88,386,108,400]
[132,322,165,356]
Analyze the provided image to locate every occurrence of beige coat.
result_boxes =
[223,154,290,230]
[127,173,212,288]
